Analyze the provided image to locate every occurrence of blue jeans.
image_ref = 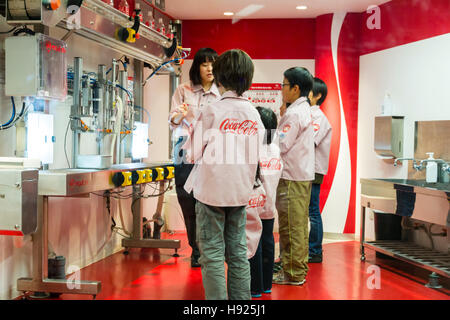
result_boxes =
[249,219,275,294]
[308,183,323,256]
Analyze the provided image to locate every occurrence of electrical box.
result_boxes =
[27,112,54,165]
[5,33,67,100]
[374,116,404,158]
[0,169,38,236]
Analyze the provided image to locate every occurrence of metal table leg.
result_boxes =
[122,180,181,254]
[360,205,366,261]
[17,195,101,297]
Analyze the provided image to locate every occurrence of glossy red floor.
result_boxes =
[43,232,449,300]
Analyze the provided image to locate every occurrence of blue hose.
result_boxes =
[0,97,16,128]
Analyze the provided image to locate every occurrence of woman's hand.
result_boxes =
[171,103,189,125]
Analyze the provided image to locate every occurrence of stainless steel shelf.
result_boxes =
[364,240,450,278]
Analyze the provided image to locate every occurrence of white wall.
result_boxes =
[0,27,171,299]
[357,33,450,241]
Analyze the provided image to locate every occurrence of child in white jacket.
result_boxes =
[308,77,332,263]
[248,107,283,297]
[183,49,265,300]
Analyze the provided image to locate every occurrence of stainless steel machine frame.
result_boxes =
[18,163,179,298]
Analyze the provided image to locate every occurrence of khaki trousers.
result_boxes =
[276,179,312,281]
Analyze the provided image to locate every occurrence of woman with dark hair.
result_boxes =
[169,48,220,268]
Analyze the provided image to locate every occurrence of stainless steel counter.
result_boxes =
[359,178,450,283]
[360,178,449,226]
[18,161,178,299]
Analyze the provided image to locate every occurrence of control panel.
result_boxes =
[111,165,174,188]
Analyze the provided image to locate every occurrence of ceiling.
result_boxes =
[164,0,392,20]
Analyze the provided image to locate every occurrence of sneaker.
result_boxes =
[191,256,201,268]
[273,271,306,286]
[251,292,262,298]
[308,254,322,263]
[263,289,272,294]
[273,261,282,273]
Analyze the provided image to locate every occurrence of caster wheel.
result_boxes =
[123,249,129,255]
[93,295,97,300]
[361,256,366,261]
[173,253,180,257]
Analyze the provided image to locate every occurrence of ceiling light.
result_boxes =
[296,5,308,10]
[224,12,234,16]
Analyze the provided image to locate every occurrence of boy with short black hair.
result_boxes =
[308,77,332,263]
[183,49,264,300]
[273,67,315,286]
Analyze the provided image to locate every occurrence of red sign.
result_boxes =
[45,41,66,54]
[69,178,89,188]
[249,83,282,91]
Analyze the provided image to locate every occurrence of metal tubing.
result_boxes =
[71,57,83,168]
[117,70,127,164]
[360,206,366,261]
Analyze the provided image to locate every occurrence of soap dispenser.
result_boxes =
[425,152,438,183]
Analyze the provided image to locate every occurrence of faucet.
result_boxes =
[441,163,450,174]
[393,158,420,169]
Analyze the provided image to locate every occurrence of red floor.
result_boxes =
[41,232,449,300]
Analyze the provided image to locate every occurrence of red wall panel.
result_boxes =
[360,0,450,55]
[182,19,316,59]
[314,14,341,219]
[337,13,361,234]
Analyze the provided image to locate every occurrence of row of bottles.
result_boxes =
[102,0,174,39]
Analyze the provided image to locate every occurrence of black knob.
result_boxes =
[112,172,124,188]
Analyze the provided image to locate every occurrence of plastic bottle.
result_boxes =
[425,152,438,183]
[146,11,155,29]
[158,18,165,34]
[118,0,129,16]
[382,92,394,115]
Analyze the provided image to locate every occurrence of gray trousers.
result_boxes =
[195,201,251,300]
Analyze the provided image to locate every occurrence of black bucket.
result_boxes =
[48,256,66,298]
[374,211,403,259]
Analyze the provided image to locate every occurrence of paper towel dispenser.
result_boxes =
[374,116,404,159]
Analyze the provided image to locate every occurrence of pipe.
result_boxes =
[71,57,83,168]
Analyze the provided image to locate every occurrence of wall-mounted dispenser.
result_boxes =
[374,115,404,159]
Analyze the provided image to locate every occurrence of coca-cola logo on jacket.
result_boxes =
[313,123,320,132]
[219,119,258,135]
[248,194,267,208]
[260,158,281,171]
[282,124,291,133]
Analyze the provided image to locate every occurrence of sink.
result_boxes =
[361,178,449,226]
